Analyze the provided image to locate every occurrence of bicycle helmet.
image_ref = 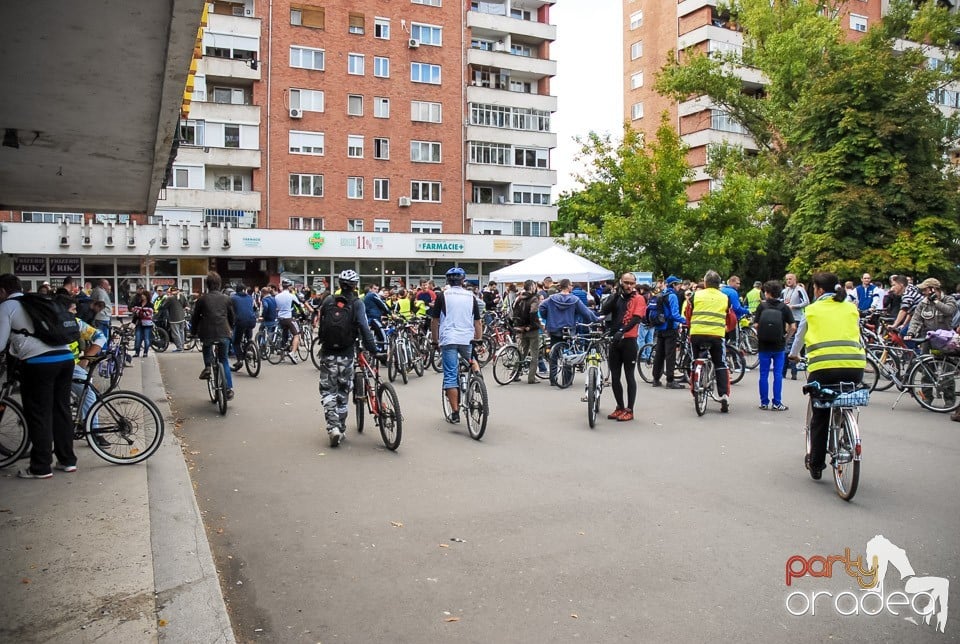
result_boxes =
[281,278,293,288]
[445,266,466,286]
[338,269,360,287]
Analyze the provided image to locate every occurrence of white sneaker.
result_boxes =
[288,352,300,364]
[329,430,343,447]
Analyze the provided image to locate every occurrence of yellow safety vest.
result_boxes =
[397,297,412,318]
[805,298,865,372]
[690,288,728,338]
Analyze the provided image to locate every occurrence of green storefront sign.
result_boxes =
[416,239,464,253]
[308,232,325,249]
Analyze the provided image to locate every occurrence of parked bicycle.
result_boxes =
[441,342,489,440]
[492,336,549,385]
[866,340,959,412]
[353,348,402,450]
[802,380,867,501]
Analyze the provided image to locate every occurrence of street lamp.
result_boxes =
[146,238,156,290]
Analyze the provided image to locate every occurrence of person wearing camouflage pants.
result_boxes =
[319,354,355,438]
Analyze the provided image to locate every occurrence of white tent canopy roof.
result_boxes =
[489,246,615,283]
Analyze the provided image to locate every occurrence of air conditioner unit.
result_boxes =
[408,38,421,49]
[59,236,69,246]
[181,237,190,248]
[82,236,92,247]
[290,108,303,119]
[398,196,412,207]
[201,239,211,249]
[105,235,114,247]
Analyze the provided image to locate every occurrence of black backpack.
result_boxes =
[644,292,670,327]
[756,303,786,344]
[14,293,81,346]
[319,295,357,351]
[76,292,96,325]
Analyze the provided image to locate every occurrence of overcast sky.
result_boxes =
[552,0,623,195]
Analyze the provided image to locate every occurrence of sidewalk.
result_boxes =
[0,355,234,643]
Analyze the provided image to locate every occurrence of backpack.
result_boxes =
[756,303,786,344]
[76,292,96,325]
[13,293,81,345]
[319,295,357,351]
[644,292,669,327]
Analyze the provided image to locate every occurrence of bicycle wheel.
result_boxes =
[151,327,170,353]
[266,338,284,365]
[465,375,489,440]
[376,382,402,451]
[636,343,656,383]
[397,342,409,385]
[742,327,759,357]
[693,364,708,417]
[474,337,494,368]
[833,410,860,501]
[550,343,574,389]
[907,355,960,412]
[860,354,879,392]
[296,329,311,362]
[410,341,425,377]
[0,397,29,469]
[86,391,164,465]
[493,345,522,386]
[244,341,261,378]
[441,386,455,421]
[587,367,599,429]
[216,363,228,415]
[866,345,898,392]
[206,364,217,403]
[387,341,398,383]
[355,373,366,434]
[309,336,324,371]
[725,345,746,385]
[185,335,198,351]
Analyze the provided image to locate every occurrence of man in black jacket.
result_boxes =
[191,272,236,399]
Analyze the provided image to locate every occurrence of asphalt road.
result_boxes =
[159,350,960,644]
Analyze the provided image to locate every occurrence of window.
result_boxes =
[711,109,748,134]
[22,212,83,224]
[179,119,204,145]
[213,87,245,105]
[374,137,390,159]
[289,217,325,230]
[510,7,532,20]
[347,177,364,199]
[290,6,324,28]
[514,147,549,168]
[512,185,551,205]
[290,46,325,70]
[411,23,442,46]
[348,94,363,116]
[469,141,511,165]
[224,125,240,148]
[289,173,324,197]
[469,104,550,131]
[510,43,532,57]
[411,140,441,163]
[348,53,365,75]
[413,0,442,6]
[374,17,390,39]
[214,174,244,191]
[513,221,550,237]
[349,12,365,34]
[411,181,441,202]
[631,72,644,89]
[374,179,390,201]
[167,167,191,188]
[631,102,644,120]
[630,10,643,29]
[411,221,442,234]
[509,79,532,93]
[630,41,643,60]
[374,56,390,78]
[348,135,364,158]
[289,130,325,155]
[374,97,390,118]
[348,219,364,232]
[411,62,441,84]
[411,100,442,123]
[374,219,390,232]
[290,88,324,112]
[471,38,495,51]
[850,14,867,32]
[473,186,494,203]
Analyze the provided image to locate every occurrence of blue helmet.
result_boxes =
[445,266,466,285]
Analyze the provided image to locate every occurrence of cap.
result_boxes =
[918,278,941,290]
[665,275,681,286]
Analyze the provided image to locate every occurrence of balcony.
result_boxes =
[201,56,261,81]
[158,188,261,212]
[466,126,556,149]
[467,202,557,221]
[467,11,557,42]
[681,129,759,152]
[679,25,742,50]
[466,86,557,112]
[188,102,260,125]
[207,12,261,38]
[467,49,557,78]
[466,164,557,185]
[176,146,261,168]
[677,0,718,19]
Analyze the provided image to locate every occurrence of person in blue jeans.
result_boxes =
[430,268,482,424]
[191,271,236,400]
[754,281,796,411]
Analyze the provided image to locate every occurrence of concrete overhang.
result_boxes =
[0,0,205,215]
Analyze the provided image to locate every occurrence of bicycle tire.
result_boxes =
[742,326,760,355]
[475,337,494,368]
[0,397,29,469]
[85,391,164,465]
[587,367,598,429]
[216,363,228,415]
[398,342,409,385]
[376,382,402,451]
[296,329,311,362]
[410,338,425,377]
[441,386,455,422]
[833,410,860,501]
[465,374,489,440]
[860,354,879,392]
[551,342,574,389]
[725,345,746,385]
[265,338,285,365]
[693,364,708,417]
[387,342,398,383]
[184,335,198,351]
[354,372,366,433]
[866,345,898,392]
[244,341,261,378]
[493,345,522,385]
[108,352,126,393]
[206,365,217,403]
[151,327,170,353]
[636,343,656,383]
[907,355,960,412]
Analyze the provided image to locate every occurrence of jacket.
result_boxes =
[231,292,258,327]
[721,285,749,319]
[512,292,542,331]
[656,288,685,332]
[190,290,235,341]
[161,293,187,323]
[539,292,598,334]
[907,294,958,338]
[364,291,391,323]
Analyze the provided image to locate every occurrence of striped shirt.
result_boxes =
[900,284,922,313]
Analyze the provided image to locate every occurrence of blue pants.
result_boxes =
[441,344,472,390]
[759,350,786,406]
[134,325,153,356]
[203,338,234,389]
[72,364,98,429]
[637,324,654,358]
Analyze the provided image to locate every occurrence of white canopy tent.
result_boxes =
[489,246,615,283]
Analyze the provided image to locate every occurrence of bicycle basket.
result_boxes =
[812,388,870,409]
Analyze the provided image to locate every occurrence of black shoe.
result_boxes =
[652,380,662,388]
[666,382,686,390]
[791,373,798,380]
[231,362,243,372]
[198,368,211,380]
[226,389,235,401]
[720,399,729,413]
[446,411,460,424]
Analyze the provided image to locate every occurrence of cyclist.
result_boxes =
[512,279,543,384]
[600,273,646,421]
[788,272,865,481]
[689,271,732,412]
[259,285,278,342]
[59,292,108,447]
[430,267,482,424]
[364,283,392,349]
[275,279,302,364]
[539,278,599,386]
[651,276,686,389]
[316,270,379,447]
[192,271,236,400]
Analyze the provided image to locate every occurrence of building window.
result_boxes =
[374,97,390,118]
[511,43,532,57]
[290,46,325,70]
[374,17,390,39]
[514,147,549,169]
[413,0,442,6]
[410,140,441,163]
[411,220,442,233]
[290,88,325,112]
[224,125,240,148]
[411,100,442,123]
[374,179,390,201]
[469,104,550,132]
[22,212,83,224]
[289,130,325,155]
[213,87,245,105]
[513,221,549,237]
[373,218,390,232]
[349,13,365,34]
[290,6,324,28]
[711,109,748,134]
[630,41,642,60]
[214,174,244,191]
[347,94,363,116]
[179,119,205,145]
[348,135,364,158]
[167,167,192,188]
[850,14,867,32]
[510,6,532,20]
[411,23,442,46]
[411,181,441,202]
[630,10,643,29]
[471,38,495,50]
[347,177,364,199]
[411,62,441,84]
[374,56,390,78]
[631,72,644,89]
[289,217,325,230]
[469,141,511,165]
[348,219,364,232]
[473,185,494,203]
[512,185,551,205]
[290,173,324,197]
[374,137,390,160]
[631,102,644,120]
[348,53,365,75]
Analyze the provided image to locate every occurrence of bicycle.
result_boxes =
[94,323,135,394]
[236,336,261,378]
[580,325,609,428]
[690,345,723,416]
[491,336,549,385]
[866,340,959,412]
[441,343,489,440]
[802,380,866,501]
[204,340,230,415]
[0,358,28,468]
[352,348,402,450]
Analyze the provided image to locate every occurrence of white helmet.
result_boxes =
[338,269,359,287]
